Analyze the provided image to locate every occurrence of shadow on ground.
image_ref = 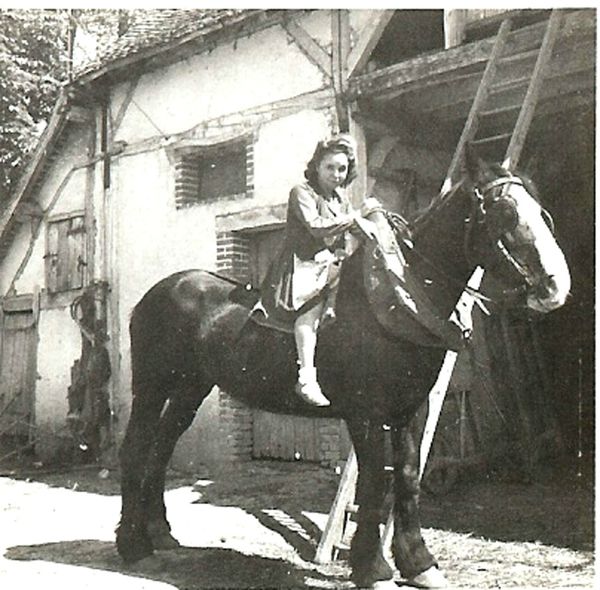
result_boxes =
[5,541,343,589]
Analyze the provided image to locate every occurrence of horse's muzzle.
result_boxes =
[527,274,570,313]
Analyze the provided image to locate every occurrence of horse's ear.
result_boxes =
[463,143,495,187]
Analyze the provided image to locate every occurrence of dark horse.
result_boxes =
[116,153,570,588]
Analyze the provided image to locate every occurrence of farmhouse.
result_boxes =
[0,9,594,478]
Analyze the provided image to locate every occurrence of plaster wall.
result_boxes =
[35,307,82,461]
[108,109,332,465]
[113,19,327,144]
[0,224,33,295]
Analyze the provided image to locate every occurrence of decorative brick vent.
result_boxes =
[173,137,254,208]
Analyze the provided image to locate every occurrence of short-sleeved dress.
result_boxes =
[255,181,353,332]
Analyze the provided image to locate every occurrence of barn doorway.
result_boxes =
[248,227,351,464]
[0,295,38,459]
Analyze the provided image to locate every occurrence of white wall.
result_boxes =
[2,9,387,467]
[35,307,82,461]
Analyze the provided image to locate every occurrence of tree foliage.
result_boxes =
[0,9,131,205]
[0,9,69,201]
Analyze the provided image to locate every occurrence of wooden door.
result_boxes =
[0,296,37,441]
[249,228,350,464]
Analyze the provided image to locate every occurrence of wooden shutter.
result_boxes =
[46,215,86,293]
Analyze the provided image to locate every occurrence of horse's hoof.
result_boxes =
[152,533,181,550]
[116,524,154,563]
[371,580,398,590]
[409,566,449,588]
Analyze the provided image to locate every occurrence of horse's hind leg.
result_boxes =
[390,424,447,587]
[117,380,167,562]
[142,379,213,550]
[347,417,395,588]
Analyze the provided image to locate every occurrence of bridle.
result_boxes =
[392,172,553,311]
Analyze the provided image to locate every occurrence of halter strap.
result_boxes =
[480,176,524,195]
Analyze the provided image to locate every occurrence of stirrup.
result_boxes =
[320,306,337,330]
[295,379,330,407]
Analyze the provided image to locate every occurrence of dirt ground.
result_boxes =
[0,455,594,589]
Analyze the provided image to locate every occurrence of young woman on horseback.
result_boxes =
[256,134,376,406]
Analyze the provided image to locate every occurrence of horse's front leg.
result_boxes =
[347,417,395,588]
[390,424,448,588]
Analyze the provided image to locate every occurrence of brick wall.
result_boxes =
[318,419,352,467]
[216,231,250,282]
[218,389,254,461]
[215,231,253,460]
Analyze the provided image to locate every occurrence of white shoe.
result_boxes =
[295,367,330,407]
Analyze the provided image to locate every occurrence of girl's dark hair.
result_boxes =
[304,134,358,188]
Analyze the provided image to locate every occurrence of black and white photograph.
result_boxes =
[0,5,594,589]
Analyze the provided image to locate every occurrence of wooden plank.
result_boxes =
[2,295,34,313]
[504,10,563,170]
[347,10,394,76]
[0,310,36,437]
[332,10,351,131]
[67,216,86,290]
[314,447,357,563]
[112,76,141,133]
[370,35,594,118]
[350,9,593,101]
[414,64,594,122]
[45,221,59,293]
[282,19,332,79]
[56,219,70,292]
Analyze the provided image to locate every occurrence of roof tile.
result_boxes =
[74,9,254,79]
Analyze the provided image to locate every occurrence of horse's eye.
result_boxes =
[541,208,555,234]
[486,199,519,236]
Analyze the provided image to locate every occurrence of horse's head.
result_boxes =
[464,153,571,313]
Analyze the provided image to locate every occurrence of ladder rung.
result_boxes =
[498,48,541,66]
[480,104,522,117]
[490,75,531,94]
[472,132,512,146]
[334,541,351,552]
[346,503,359,514]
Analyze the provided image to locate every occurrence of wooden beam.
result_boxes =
[406,65,595,122]
[347,10,394,77]
[332,9,351,131]
[282,19,332,80]
[350,9,594,101]
[111,76,141,134]
[66,105,94,124]
[367,34,594,118]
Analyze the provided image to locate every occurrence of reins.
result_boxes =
[395,174,534,312]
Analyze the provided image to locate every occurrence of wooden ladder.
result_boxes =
[316,11,563,565]
[315,268,486,564]
[442,9,563,195]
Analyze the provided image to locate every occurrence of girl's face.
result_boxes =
[316,151,349,195]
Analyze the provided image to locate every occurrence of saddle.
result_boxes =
[360,209,464,351]
[230,209,465,350]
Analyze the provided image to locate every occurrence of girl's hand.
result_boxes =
[360,196,383,217]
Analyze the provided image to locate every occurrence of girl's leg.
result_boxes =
[294,301,330,406]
